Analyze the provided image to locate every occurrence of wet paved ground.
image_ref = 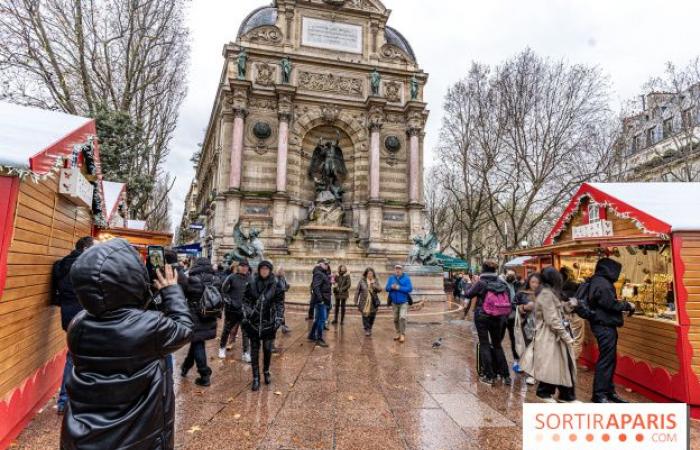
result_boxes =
[13,301,700,449]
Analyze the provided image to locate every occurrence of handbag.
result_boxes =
[407,293,414,306]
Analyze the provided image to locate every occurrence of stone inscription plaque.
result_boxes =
[302,17,363,54]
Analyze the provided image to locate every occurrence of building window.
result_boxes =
[633,134,643,152]
[646,127,655,146]
[682,108,694,128]
[663,118,673,139]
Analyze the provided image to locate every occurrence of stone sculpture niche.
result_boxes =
[307,132,348,227]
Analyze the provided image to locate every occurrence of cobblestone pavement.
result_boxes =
[13,302,700,449]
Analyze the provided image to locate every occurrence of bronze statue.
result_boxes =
[223,220,264,265]
[280,57,292,84]
[409,232,439,265]
[237,49,248,80]
[370,69,381,96]
[308,133,347,201]
[307,133,348,225]
[410,75,419,101]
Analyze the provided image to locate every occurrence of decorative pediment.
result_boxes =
[380,44,413,64]
[307,0,387,13]
[242,25,283,45]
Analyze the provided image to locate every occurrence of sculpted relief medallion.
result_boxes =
[243,26,283,45]
[384,81,402,103]
[380,45,412,64]
[255,63,277,86]
[298,71,364,97]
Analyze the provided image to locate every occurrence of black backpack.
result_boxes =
[573,281,596,321]
[199,284,224,318]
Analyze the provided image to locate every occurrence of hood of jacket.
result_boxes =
[189,257,214,277]
[313,265,329,277]
[258,260,274,274]
[480,272,508,293]
[70,239,150,317]
[594,258,622,283]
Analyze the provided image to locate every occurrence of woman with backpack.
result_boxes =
[514,272,542,385]
[520,267,580,403]
[242,260,285,391]
[465,260,512,386]
[182,257,222,387]
[355,267,382,336]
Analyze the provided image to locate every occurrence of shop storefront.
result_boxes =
[511,182,700,416]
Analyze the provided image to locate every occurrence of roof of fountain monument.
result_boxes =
[236,4,416,61]
[237,5,278,38]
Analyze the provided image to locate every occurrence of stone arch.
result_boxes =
[288,107,370,205]
[289,108,367,152]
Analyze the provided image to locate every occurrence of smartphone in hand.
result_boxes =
[146,245,166,282]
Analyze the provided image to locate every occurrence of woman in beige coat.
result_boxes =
[520,267,579,403]
[355,268,382,336]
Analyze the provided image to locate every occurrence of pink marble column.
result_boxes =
[369,124,381,200]
[408,128,420,203]
[276,115,290,193]
[229,109,246,190]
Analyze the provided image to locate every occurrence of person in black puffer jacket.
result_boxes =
[60,238,193,450]
[589,257,635,403]
[219,260,251,360]
[242,260,284,391]
[182,257,221,386]
[51,236,94,415]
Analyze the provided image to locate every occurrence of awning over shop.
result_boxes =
[504,256,534,267]
[435,253,470,271]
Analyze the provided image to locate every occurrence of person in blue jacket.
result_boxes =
[385,264,413,343]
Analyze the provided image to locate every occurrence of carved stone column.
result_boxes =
[229,108,246,190]
[269,84,296,254]
[407,127,421,203]
[405,101,428,241]
[276,114,290,193]
[365,96,387,255]
[228,79,251,191]
[369,123,382,200]
[274,84,296,194]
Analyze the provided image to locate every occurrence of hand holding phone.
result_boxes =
[153,264,178,290]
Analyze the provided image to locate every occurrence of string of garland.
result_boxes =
[549,193,670,242]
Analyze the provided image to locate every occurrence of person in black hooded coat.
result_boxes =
[51,236,94,414]
[242,260,284,391]
[181,257,221,386]
[589,257,635,403]
[60,238,193,450]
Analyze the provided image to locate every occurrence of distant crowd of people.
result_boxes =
[452,258,635,404]
[50,236,636,448]
[51,238,416,448]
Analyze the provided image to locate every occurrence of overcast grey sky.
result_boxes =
[166,0,700,231]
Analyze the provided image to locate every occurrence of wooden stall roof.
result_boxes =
[507,235,668,257]
[97,227,173,247]
[545,182,700,245]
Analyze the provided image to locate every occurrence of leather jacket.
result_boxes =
[60,239,193,450]
[242,263,284,340]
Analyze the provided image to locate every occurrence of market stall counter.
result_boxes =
[510,182,700,416]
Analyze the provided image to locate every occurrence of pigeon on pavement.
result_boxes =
[432,338,443,349]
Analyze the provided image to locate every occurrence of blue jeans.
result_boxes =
[309,303,327,341]
[57,352,73,407]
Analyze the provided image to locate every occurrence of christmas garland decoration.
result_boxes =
[548,191,670,244]
[0,135,108,228]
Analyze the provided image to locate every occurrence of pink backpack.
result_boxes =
[482,290,512,317]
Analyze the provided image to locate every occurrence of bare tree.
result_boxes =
[426,49,617,256]
[434,65,494,262]
[482,49,616,250]
[0,0,189,223]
